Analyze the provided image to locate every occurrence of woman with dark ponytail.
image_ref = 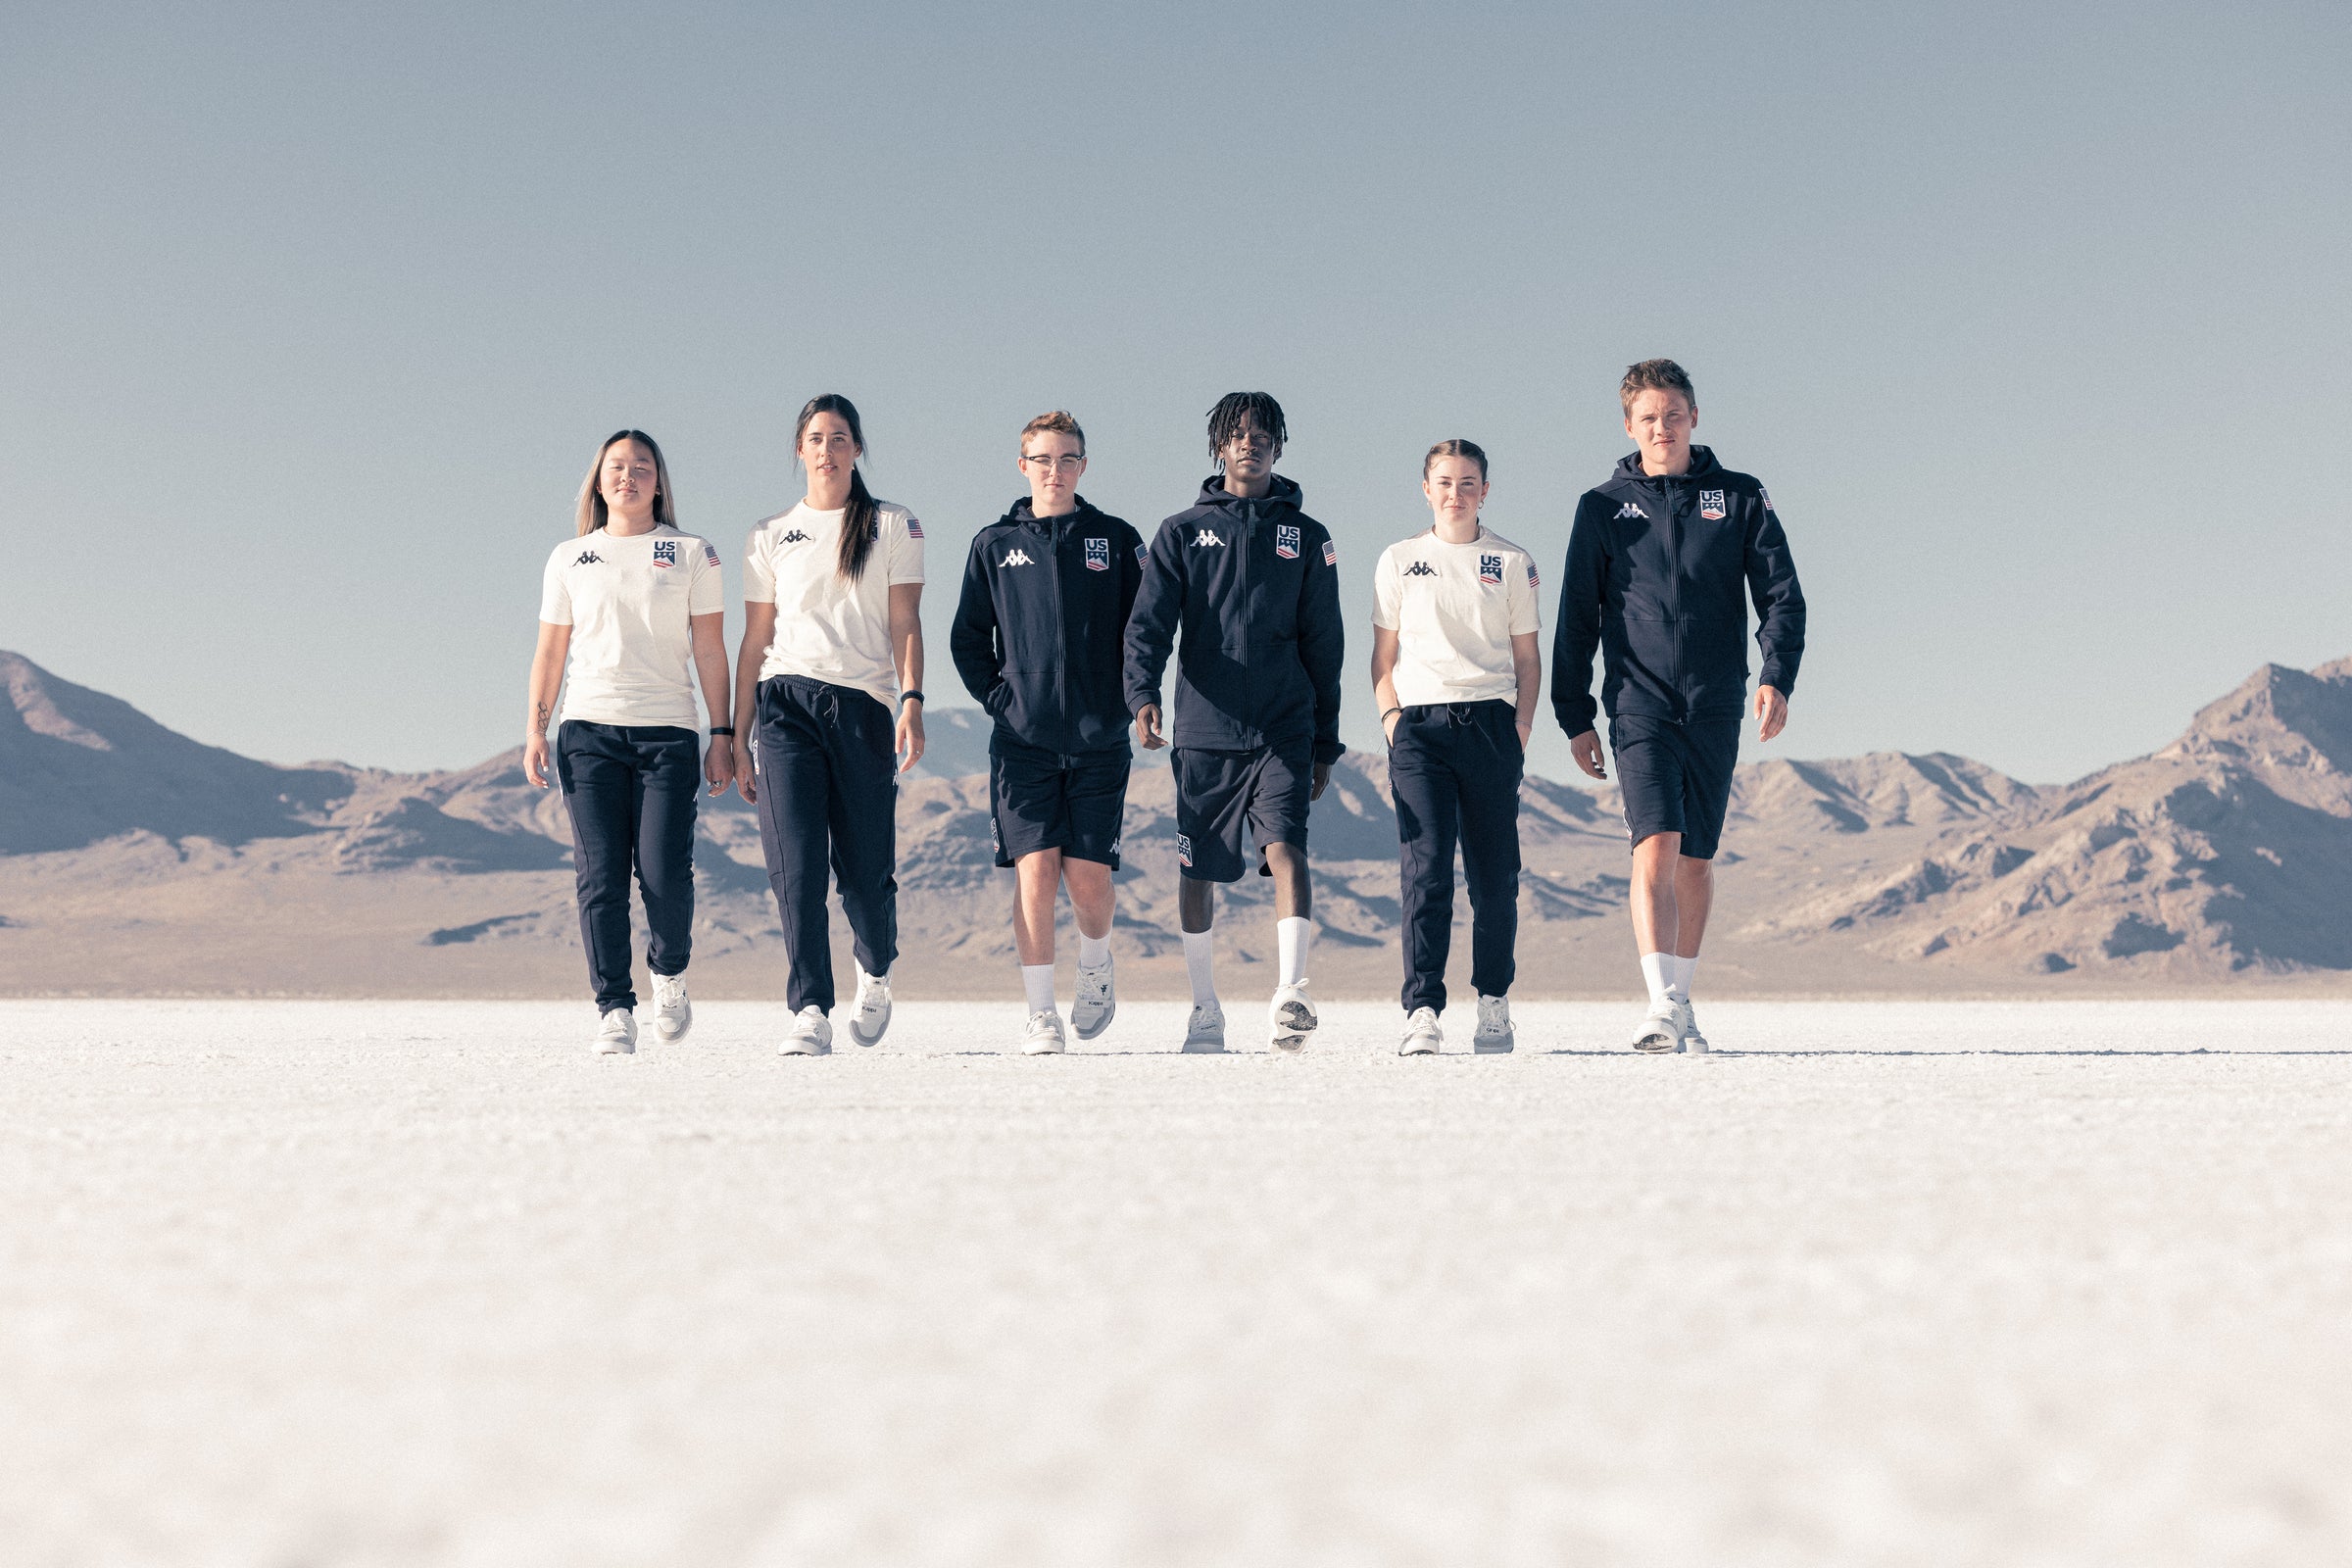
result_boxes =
[731,395,927,1055]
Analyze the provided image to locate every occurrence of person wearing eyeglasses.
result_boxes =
[731,394,927,1057]
[949,412,1145,1054]
[525,429,733,1055]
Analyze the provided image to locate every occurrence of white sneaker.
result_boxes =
[650,972,692,1043]
[1632,1001,1684,1054]
[1023,1009,1067,1055]
[1399,1006,1442,1055]
[1270,979,1317,1054]
[846,969,892,1048]
[779,1004,832,1056]
[1473,994,1515,1054]
[1680,1001,1709,1054]
[1182,1001,1226,1053]
[594,1008,637,1055]
[1071,959,1116,1040]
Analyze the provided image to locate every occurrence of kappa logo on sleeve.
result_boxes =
[1274,524,1299,560]
[1176,833,1192,868]
[1614,503,1647,520]
[1401,561,1437,578]
[1193,528,1224,548]
[1084,537,1109,571]
[1698,490,1726,521]
[1480,554,1503,586]
[573,550,604,565]
[652,539,677,568]
[1322,540,1338,566]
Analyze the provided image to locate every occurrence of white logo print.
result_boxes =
[1614,503,1647,520]
[1194,529,1224,548]
[1000,549,1034,567]
[1698,489,1726,520]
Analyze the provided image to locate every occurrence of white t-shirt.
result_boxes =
[1372,526,1544,706]
[538,524,725,729]
[742,499,926,709]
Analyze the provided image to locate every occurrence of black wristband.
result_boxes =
[707,725,735,737]
[1382,706,1403,721]
[899,690,924,707]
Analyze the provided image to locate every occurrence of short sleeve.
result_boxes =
[888,509,926,585]
[538,549,572,625]
[742,527,776,605]
[1509,552,1542,636]
[687,536,724,615]
[1371,549,1401,631]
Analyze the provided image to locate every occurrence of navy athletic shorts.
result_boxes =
[1171,742,1313,883]
[1609,712,1741,859]
[988,737,1131,869]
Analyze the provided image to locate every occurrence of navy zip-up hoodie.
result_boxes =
[1123,474,1346,763]
[950,495,1145,755]
[1551,446,1806,736]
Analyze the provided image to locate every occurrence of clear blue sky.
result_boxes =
[5,1,2346,784]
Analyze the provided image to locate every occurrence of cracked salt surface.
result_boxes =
[3,1000,2350,1566]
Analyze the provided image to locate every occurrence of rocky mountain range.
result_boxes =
[4,649,2348,999]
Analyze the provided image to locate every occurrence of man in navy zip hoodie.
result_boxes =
[951,411,1144,1055]
[1553,359,1806,1054]
[1126,391,1345,1054]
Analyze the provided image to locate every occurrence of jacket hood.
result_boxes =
[1000,494,1103,531]
[1611,445,1725,483]
[1191,472,1305,512]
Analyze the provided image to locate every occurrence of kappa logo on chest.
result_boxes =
[573,550,604,565]
[778,529,811,544]
[1401,561,1437,578]
[1084,537,1110,571]
[1274,524,1299,560]
[1194,529,1224,548]
[1698,490,1726,521]
[1614,502,1647,520]
[1001,548,1034,567]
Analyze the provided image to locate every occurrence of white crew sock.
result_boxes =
[1666,955,1696,1002]
[1077,931,1111,969]
[1276,916,1313,987]
[1183,931,1217,1005]
[1640,952,1674,1007]
[1021,963,1056,1014]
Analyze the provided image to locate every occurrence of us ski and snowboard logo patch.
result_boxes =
[1084,537,1109,571]
[1176,833,1192,868]
[1274,524,1299,560]
[1479,553,1503,586]
[652,539,677,568]
[1698,490,1726,520]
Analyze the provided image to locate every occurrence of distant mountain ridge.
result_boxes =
[5,648,2350,991]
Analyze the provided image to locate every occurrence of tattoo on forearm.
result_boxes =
[534,702,551,733]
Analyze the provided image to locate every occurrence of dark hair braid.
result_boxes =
[1205,391,1288,466]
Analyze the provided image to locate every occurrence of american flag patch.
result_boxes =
[1322,540,1337,565]
[906,516,924,538]
[1136,543,1148,564]
[1527,562,1540,588]
[705,544,721,566]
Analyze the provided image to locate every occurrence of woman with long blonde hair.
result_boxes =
[525,429,732,1054]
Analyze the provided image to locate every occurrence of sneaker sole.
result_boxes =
[1071,1003,1115,1041]
[1633,1031,1681,1054]
[654,1017,691,1043]
[1473,1035,1515,1054]
[1023,1042,1067,1055]
[595,1041,636,1055]
[779,1040,831,1056]
[848,1017,889,1048]
[1398,1040,1440,1056]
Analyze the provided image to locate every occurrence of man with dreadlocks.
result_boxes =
[1125,392,1346,1053]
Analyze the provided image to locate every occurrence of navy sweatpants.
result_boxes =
[1389,700,1523,1013]
[556,720,702,1014]
[753,675,899,1012]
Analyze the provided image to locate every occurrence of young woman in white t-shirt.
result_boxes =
[730,394,927,1055]
[525,429,733,1054]
[1367,439,1543,1058]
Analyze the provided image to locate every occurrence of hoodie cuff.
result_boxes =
[1757,665,1795,697]
[1553,699,1598,737]
[1312,738,1346,766]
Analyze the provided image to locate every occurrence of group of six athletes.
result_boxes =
[523,359,1807,1058]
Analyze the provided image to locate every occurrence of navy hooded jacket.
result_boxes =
[1123,474,1346,763]
[1551,446,1806,736]
[950,496,1145,755]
